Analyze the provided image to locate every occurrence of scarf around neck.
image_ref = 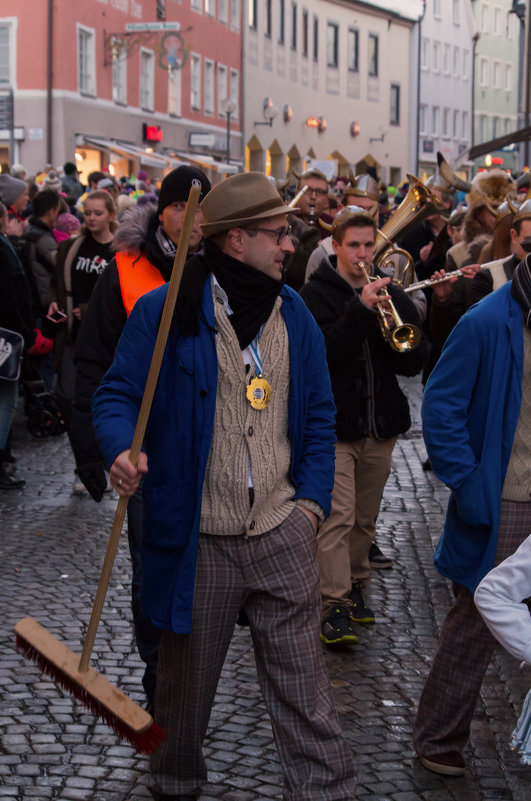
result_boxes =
[173,239,285,348]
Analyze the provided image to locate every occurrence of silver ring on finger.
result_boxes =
[118,478,123,487]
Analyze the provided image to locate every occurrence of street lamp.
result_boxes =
[221,96,237,165]
[254,96,279,127]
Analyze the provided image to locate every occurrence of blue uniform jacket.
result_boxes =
[93,279,336,632]
[422,282,523,593]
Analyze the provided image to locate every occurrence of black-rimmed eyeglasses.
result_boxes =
[246,225,293,245]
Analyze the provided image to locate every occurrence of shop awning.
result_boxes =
[80,136,241,174]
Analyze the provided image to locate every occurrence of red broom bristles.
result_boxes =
[16,633,166,755]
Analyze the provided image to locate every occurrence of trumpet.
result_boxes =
[358,262,421,352]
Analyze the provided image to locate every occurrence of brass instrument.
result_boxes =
[358,262,421,352]
[287,184,308,210]
[373,173,448,264]
[377,246,415,289]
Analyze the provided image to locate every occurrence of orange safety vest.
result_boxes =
[115,251,165,318]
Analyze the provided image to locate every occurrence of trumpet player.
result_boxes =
[300,208,428,645]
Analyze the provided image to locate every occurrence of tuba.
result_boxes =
[373,173,448,265]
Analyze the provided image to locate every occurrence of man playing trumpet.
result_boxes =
[300,208,428,644]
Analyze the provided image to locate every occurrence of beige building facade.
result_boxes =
[243,0,423,186]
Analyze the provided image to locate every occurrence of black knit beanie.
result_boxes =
[157,166,211,214]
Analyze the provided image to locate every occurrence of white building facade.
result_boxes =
[417,0,476,181]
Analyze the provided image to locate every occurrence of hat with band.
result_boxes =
[200,172,293,238]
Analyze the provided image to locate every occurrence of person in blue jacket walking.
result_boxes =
[413,253,531,777]
[93,172,357,801]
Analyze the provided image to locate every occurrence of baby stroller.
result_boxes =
[20,360,66,439]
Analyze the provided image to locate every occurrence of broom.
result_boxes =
[15,180,202,755]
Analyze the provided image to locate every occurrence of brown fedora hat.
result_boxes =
[200,172,292,238]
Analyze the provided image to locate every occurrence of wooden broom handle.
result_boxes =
[79,182,202,672]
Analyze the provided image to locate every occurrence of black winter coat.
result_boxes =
[299,259,429,442]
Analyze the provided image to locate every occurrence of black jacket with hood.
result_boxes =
[299,256,429,442]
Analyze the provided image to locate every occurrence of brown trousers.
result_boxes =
[318,437,396,616]
[414,499,531,757]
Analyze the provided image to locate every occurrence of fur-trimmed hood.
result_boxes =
[111,202,158,254]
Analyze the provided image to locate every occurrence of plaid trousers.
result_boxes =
[414,499,531,757]
[150,507,357,801]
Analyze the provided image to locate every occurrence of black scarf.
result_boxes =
[511,256,531,329]
[173,239,284,349]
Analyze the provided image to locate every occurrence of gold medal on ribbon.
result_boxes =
[246,375,272,410]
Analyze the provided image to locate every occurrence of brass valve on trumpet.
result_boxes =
[357,262,421,353]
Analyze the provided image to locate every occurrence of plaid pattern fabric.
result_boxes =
[151,507,357,800]
[414,500,531,757]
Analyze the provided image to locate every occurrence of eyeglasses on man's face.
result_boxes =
[246,225,293,245]
[304,186,328,197]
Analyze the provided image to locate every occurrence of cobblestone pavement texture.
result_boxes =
[1,376,529,801]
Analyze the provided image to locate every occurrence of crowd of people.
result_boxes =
[1,156,531,799]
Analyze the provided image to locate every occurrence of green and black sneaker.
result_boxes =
[320,607,359,645]
[349,581,375,624]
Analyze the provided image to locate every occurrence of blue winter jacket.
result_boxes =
[422,282,523,593]
[92,278,336,633]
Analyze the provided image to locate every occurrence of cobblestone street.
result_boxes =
[1,376,529,801]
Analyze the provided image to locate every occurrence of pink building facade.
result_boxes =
[0,0,242,182]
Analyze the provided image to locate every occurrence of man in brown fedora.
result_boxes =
[92,171,357,801]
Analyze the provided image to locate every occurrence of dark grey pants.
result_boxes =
[150,507,357,800]
[414,500,531,757]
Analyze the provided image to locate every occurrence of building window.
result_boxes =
[347,28,359,72]
[205,0,215,16]
[432,40,440,73]
[421,37,429,69]
[494,7,502,35]
[504,62,513,90]
[231,0,240,31]
[479,56,489,87]
[78,25,96,96]
[156,0,166,20]
[390,83,400,126]
[291,2,297,50]
[190,53,201,110]
[191,0,202,11]
[168,67,181,117]
[492,116,500,138]
[248,0,257,29]
[217,63,227,114]
[432,105,439,135]
[479,114,489,141]
[112,43,127,105]
[452,0,459,24]
[279,0,285,43]
[139,49,154,110]
[313,15,318,62]
[219,0,228,23]
[204,59,214,113]
[453,109,459,138]
[368,33,378,77]
[230,68,239,118]
[481,3,489,32]
[492,60,501,89]
[462,111,468,139]
[420,104,428,135]
[302,9,308,57]
[327,22,338,67]
[434,0,441,19]
[462,49,469,79]
[265,0,272,36]
[0,24,11,84]
[505,117,512,134]
[453,45,459,76]
[443,43,450,74]
[442,107,450,137]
